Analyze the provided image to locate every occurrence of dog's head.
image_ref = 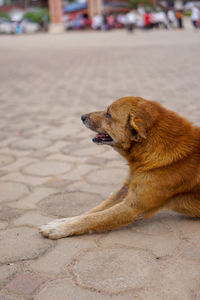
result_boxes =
[82,96,197,169]
[81,96,160,155]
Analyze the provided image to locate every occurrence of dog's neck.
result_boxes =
[119,115,200,172]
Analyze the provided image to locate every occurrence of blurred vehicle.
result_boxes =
[22,20,39,33]
[0,19,13,34]
[0,19,39,34]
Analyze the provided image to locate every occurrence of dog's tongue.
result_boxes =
[93,133,106,142]
[95,133,106,139]
[93,133,112,143]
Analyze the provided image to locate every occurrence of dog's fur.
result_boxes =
[40,96,200,239]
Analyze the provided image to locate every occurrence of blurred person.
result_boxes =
[107,14,115,30]
[11,22,17,34]
[125,10,136,32]
[74,14,81,29]
[20,19,27,33]
[156,10,168,29]
[39,17,48,32]
[92,14,103,30]
[191,5,200,29]
[176,10,183,29]
[116,14,125,28]
[65,15,74,30]
[15,21,21,34]
[102,14,108,30]
[143,11,151,29]
[136,13,144,28]
[167,9,176,29]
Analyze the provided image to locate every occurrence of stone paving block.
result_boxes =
[8,187,56,210]
[44,125,81,140]
[61,163,98,181]
[0,227,52,264]
[66,180,115,199]
[70,246,158,295]
[44,178,74,189]
[0,293,19,300]
[180,243,200,261]
[10,138,52,151]
[0,170,8,177]
[0,147,31,158]
[136,257,200,300]
[0,221,8,230]
[131,211,181,236]
[34,277,136,300]
[49,153,88,164]
[62,143,108,157]
[99,229,181,257]
[43,141,68,153]
[1,172,51,188]
[30,150,50,159]
[135,210,200,238]
[0,138,19,149]
[0,264,19,288]
[85,167,128,186]
[5,273,46,297]
[0,207,21,222]
[22,160,72,177]
[0,154,15,167]
[158,213,200,237]
[13,211,54,227]
[85,156,109,166]
[27,237,96,275]
[0,157,38,173]
[38,191,102,217]
[0,181,29,203]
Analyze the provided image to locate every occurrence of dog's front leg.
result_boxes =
[40,199,139,239]
[86,183,129,214]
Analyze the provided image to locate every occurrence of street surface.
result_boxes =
[0,24,200,299]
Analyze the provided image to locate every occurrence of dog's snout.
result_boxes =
[81,114,86,122]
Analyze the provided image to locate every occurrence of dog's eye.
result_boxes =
[106,112,111,119]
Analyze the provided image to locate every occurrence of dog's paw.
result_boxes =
[39,218,75,239]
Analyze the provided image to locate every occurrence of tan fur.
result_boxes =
[40,96,200,239]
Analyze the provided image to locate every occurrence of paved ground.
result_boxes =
[0,24,200,300]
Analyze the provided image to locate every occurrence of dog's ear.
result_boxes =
[128,115,147,142]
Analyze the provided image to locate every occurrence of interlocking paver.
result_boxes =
[0,181,29,203]
[0,154,15,167]
[38,191,102,218]
[5,273,46,296]
[0,227,52,264]
[0,264,19,289]
[0,24,200,299]
[70,247,158,294]
[27,237,96,275]
[22,160,72,177]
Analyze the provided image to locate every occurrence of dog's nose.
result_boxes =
[81,114,86,122]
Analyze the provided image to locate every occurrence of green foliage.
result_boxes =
[0,11,10,20]
[129,0,153,9]
[183,11,191,17]
[24,8,49,24]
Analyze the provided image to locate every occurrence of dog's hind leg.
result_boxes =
[166,192,200,218]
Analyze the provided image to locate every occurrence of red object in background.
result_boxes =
[144,13,150,27]
[88,18,92,27]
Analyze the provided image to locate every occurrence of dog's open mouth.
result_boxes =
[92,132,113,145]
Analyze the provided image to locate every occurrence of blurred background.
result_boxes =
[0,0,200,34]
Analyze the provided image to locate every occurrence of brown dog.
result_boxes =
[40,96,200,239]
